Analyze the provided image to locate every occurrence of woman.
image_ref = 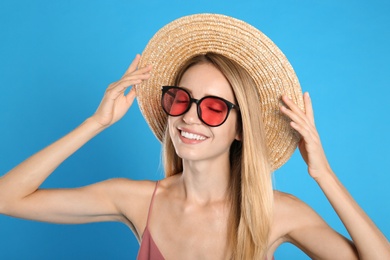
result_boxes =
[0,14,389,259]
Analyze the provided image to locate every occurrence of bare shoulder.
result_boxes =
[95,177,158,205]
[271,191,357,259]
[270,190,326,250]
[274,190,316,218]
[102,178,159,237]
[104,178,158,197]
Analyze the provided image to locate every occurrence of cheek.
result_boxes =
[216,114,239,141]
[168,116,180,138]
[167,116,174,134]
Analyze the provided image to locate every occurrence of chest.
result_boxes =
[147,200,231,259]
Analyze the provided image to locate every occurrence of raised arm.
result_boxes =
[280,92,390,259]
[0,55,152,225]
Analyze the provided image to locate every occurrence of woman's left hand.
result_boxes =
[280,92,331,180]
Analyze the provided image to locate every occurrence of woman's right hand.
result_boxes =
[91,54,152,128]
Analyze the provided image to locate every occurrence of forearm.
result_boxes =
[0,117,105,205]
[316,171,390,259]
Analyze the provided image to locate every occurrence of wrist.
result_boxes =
[313,168,337,187]
[84,117,109,132]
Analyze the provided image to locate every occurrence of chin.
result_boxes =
[174,146,205,162]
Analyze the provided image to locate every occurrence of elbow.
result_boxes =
[0,197,9,215]
[0,197,15,215]
[0,199,7,215]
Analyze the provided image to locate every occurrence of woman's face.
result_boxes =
[168,62,240,162]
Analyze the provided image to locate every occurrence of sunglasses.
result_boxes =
[161,86,240,127]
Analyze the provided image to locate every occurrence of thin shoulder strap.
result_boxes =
[146,181,159,226]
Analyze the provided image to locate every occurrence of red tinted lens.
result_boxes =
[163,88,190,116]
[199,97,228,126]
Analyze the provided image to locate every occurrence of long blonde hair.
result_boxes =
[163,53,273,259]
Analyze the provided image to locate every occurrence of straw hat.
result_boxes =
[136,13,304,170]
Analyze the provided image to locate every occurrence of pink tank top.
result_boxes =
[137,181,165,260]
[137,181,274,260]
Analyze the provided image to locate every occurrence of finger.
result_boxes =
[106,79,143,100]
[290,120,313,138]
[121,65,152,82]
[280,105,307,127]
[125,87,137,105]
[280,103,319,143]
[122,54,141,77]
[304,92,315,125]
[115,78,143,92]
[121,70,151,82]
[280,98,309,125]
[281,95,305,116]
[108,71,150,91]
[289,110,321,143]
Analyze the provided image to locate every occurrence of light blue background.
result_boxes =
[1,0,389,259]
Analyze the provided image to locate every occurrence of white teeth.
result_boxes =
[181,131,206,140]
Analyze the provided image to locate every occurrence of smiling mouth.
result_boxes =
[180,130,207,141]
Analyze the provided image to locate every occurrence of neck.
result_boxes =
[179,155,231,204]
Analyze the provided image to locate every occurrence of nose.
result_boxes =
[182,101,201,125]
